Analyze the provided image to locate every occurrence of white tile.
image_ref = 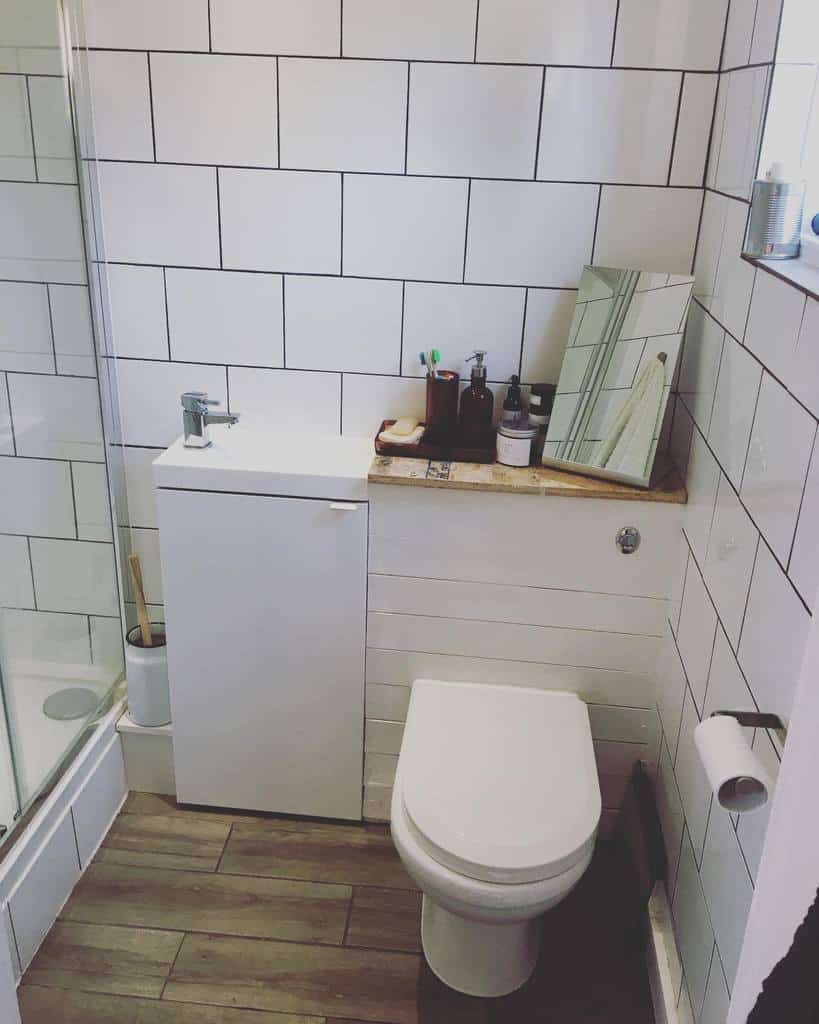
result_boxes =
[758,64,817,180]
[790,441,819,610]
[669,535,690,635]
[220,169,341,275]
[476,0,616,65]
[708,332,762,489]
[124,528,163,605]
[365,753,397,788]
[675,560,717,712]
[703,476,759,647]
[656,631,686,752]
[699,805,754,988]
[466,181,597,288]
[116,359,226,448]
[670,74,719,187]
[0,75,35,180]
[341,375,426,439]
[735,730,779,882]
[122,447,160,530]
[740,374,816,564]
[739,542,810,727]
[594,187,702,276]
[791,297,819,420]
[672,830,715,1015]
[0,281,53,373]
[700,950,730,1024]
[103,265,168,361]
[84,0,209,50]
[8,374,103,461]
[152,54,277,168]
[722,0,756,68]
[285,276,402,375]
[366,683,411,722]
[674,688,712,862]
[97,163,219,269]
[90,616,124,682]
[344,174,468,283]
[409,63,541,179]
[166,269,284,368]
[228,366,340,436]
[27,76,76,185]
[8,811,80,970]
[712,68,769,200]
[72,463,112,542]
[520,290,577,384]
[614,0,728,70]
[50,285,95,377]
[750,0,783,63]
[0,458,74,538]
[86,51,152,161]
[693,191,728,309]
[30,538,118,616]
[0,181,85,285]
[677,977,695,1024]
[344,0,477,60]
[71,737,127,866]
[0,609,92,676]
[365,719,404,756]
[678,302,724,436]
[403,283,525,381]
[744,269,806,384]
[211,0,340,57]
[655,735,685,888]
[683,431,719,563]
[0,535,34,609]
[538,69,679,185]
[621,281,693,340]
[703,625,756,737]
[280,58,406,173]
[711,199,755,341]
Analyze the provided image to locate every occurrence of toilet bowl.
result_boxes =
[390,679,602,998]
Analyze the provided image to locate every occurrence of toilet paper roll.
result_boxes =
[693,715,773,813]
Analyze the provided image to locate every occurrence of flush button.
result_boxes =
[616,527,641,555]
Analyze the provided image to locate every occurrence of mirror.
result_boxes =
[543,266,694,488]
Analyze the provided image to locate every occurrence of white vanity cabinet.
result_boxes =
[156,486,368,820]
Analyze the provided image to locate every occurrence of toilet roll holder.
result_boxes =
[712,710,786,741]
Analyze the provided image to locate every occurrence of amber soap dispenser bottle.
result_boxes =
[459,350,494,446]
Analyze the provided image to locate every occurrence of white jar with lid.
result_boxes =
[496,424,537,467]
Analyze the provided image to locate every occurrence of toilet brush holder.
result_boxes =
[125,623,171,727]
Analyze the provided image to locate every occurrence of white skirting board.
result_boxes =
[117,711,176,795]
[0,699,128,991]
[646,882,685,1024]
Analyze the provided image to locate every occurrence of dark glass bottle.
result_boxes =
[459,351,494,446]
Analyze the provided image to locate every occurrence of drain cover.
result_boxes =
[43,688,100,722]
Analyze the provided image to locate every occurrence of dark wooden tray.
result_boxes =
[374,421,496,463]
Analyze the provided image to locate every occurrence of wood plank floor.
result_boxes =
[19,793,655,1023]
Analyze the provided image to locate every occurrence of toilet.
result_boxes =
[391,679,602,998]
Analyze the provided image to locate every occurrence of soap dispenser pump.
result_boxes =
[459,350,494,446]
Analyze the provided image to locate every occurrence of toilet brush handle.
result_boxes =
[128,554,153,647]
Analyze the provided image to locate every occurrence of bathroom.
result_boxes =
[1,0,818,1020]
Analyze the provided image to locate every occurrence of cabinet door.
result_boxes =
[157,489,367,820]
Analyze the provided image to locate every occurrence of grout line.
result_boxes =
[473,0,481,62]
[281,275,287,367]
[68,461,79,539]
[146,52,157,162]
[786,423,817,574]
[215,167,223,269]
[609,0,621,67]
[213,823,233,874]
[275,57,281,168]
[339,172,344,275]
[24,75,38,182]
[590,184,603,262]
[518,288,528,378]
[162,267,172,360]
[403,63,411,174]
[339,372,344,435]
[207,0,213,53]
[461,179,472,283]
[26,536,38,611]
[398,280,405,375]
[159,929,187,1000]
[44,283,58,373]
[666,72,685,186]
[339,0,344,58]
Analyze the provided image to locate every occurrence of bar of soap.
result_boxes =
[390,417,421,436]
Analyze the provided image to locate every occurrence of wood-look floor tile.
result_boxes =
[164,933,421,1024]
[121,792,346,832]
[99,813,231,872]
[219,821,416,890]
[22,921,182,999]
[62,862,351,944]
[19,985,323,1024]
[345,887,422,953]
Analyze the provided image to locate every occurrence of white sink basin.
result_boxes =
[152,424,373,500]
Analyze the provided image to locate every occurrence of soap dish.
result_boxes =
[374,421,496,463]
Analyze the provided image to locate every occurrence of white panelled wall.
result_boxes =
[656,1,819,1022]
[80,0,729,621]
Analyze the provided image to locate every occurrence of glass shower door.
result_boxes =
[0,0,125,840]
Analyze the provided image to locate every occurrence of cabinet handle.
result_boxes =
[329,502,358,511]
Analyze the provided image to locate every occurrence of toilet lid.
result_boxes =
[400,680,602,884]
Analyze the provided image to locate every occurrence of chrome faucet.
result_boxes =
[181,391,240,449]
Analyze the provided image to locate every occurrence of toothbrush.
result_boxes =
[419,349,441,377]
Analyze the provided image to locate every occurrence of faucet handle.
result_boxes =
[181,390,220,413]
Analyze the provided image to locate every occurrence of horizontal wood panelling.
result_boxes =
[365,649,655,707]
[368,574,666,636]
[367,612,661,674]
[370,486,680,598]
